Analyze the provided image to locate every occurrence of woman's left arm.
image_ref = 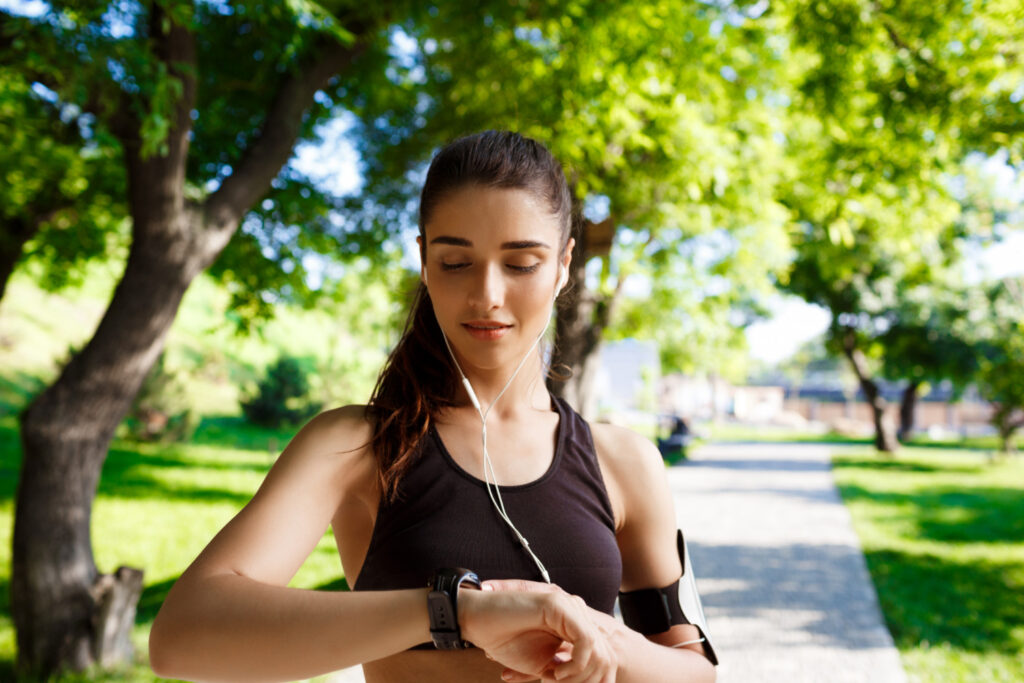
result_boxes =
[596,424,716,682]
[491,426,716,682]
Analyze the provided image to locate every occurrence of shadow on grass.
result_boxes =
[314,576,350,592]
[832,457,987,475]
[190,415,303,452]
[865,548,1024,654]
[0,431,259,508]
[0,372,46,419]
[136,576,176,626]
[838,482,1024,544]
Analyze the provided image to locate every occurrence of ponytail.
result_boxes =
[365,284,458,502]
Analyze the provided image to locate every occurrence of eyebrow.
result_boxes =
[429,236,551,250]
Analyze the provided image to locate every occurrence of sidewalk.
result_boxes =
[671,442,907,682]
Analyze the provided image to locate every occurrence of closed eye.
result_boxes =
[509,263,541,273]
[440,263,541,273]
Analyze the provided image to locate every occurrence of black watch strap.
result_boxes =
[427,567,482,650]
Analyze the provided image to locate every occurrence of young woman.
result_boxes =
[149,131,717,683]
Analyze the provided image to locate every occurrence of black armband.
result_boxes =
[617,529,718,665]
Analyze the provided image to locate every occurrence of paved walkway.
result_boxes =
[327,441,906,682]
[672,442,906,682]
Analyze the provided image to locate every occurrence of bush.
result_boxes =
[241,356,322,428]
[122,351,199,442]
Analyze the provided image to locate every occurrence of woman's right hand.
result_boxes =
[459,581,618,682]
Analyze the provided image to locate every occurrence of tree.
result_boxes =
[974,277,1024,454]
[879,293,979,442]
[4,1,391,675]
[776,0,1023,451]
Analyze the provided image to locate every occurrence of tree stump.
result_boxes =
[90,566,144,667]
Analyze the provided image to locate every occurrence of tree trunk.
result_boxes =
[840,330,898,453]
[10,14,369,675]
[992,404,1022,455]
[897,380,920,443]
[548,213,617,420]
[13,219,204,677]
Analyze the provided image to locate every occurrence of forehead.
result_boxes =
[423,186,561,246]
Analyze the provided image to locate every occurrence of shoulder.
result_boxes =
[276,404,378,496]
[588,422,670,526]
[589,421,681,589]
[589,421,668,509]
[298,403,375,452]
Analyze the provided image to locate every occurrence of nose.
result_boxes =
[467,262,505,311]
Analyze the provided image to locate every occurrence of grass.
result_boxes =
[831,448,1024,682]
[708,421,1005,451]
[0,413,348,683]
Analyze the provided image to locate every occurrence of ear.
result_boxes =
[417,236,427,286]
[559,237,575,290]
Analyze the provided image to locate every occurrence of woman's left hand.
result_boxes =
[481,578,621,683]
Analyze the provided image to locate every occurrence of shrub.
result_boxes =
[241,356,322,428]
[122,351,199,442]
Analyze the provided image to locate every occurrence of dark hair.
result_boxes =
[366,130,572,503]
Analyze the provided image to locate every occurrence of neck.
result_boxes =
[456,352,552,419]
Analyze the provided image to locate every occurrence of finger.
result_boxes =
[483,578,563,594]
[501,669,539,682]
[544,596,595,680]
[553,640,616,683]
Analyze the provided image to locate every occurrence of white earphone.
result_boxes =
[432,263,567,583]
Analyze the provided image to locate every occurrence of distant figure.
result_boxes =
[658,414,693,459]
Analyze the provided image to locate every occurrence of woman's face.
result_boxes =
[419,185,573,373]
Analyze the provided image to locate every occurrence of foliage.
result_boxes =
[775,0,1023,448]
[0,0,397,327]
[120,351,199,443]
[833,448,1024,682]
[349,0,792,376]
[973,278,1024,453]
[241,356,323,428]
[0,66,125,292]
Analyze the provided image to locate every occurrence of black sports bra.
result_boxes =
[352,394,623,649]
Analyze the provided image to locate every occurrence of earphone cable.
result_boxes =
[439,314,553,583]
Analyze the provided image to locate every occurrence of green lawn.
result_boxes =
[0,414,348,683]
[3,383,1019,682]
[832,449,1024,682]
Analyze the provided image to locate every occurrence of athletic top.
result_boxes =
[352,394,623,649]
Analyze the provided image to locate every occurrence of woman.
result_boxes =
[149,131,716,683]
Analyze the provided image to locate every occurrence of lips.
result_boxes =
[462,320,513,340]
[463,320,513,329]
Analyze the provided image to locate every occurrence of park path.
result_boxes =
[326,441,907,683]
[672,442,907,682]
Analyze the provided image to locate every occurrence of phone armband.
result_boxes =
[617,529,718,665]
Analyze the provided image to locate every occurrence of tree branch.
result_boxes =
[203,30,371,239]
[120,8,196,231]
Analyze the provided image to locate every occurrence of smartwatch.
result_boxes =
[427,567,482,649]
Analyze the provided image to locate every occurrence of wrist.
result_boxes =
[427,568,481,649]
[608,616,643,674]
[456,583,483,641]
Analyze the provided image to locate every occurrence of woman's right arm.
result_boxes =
[149,405,432,682]
[150,405,615,682]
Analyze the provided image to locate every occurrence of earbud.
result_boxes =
[423,268,428,286]
[555,265,568,296]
